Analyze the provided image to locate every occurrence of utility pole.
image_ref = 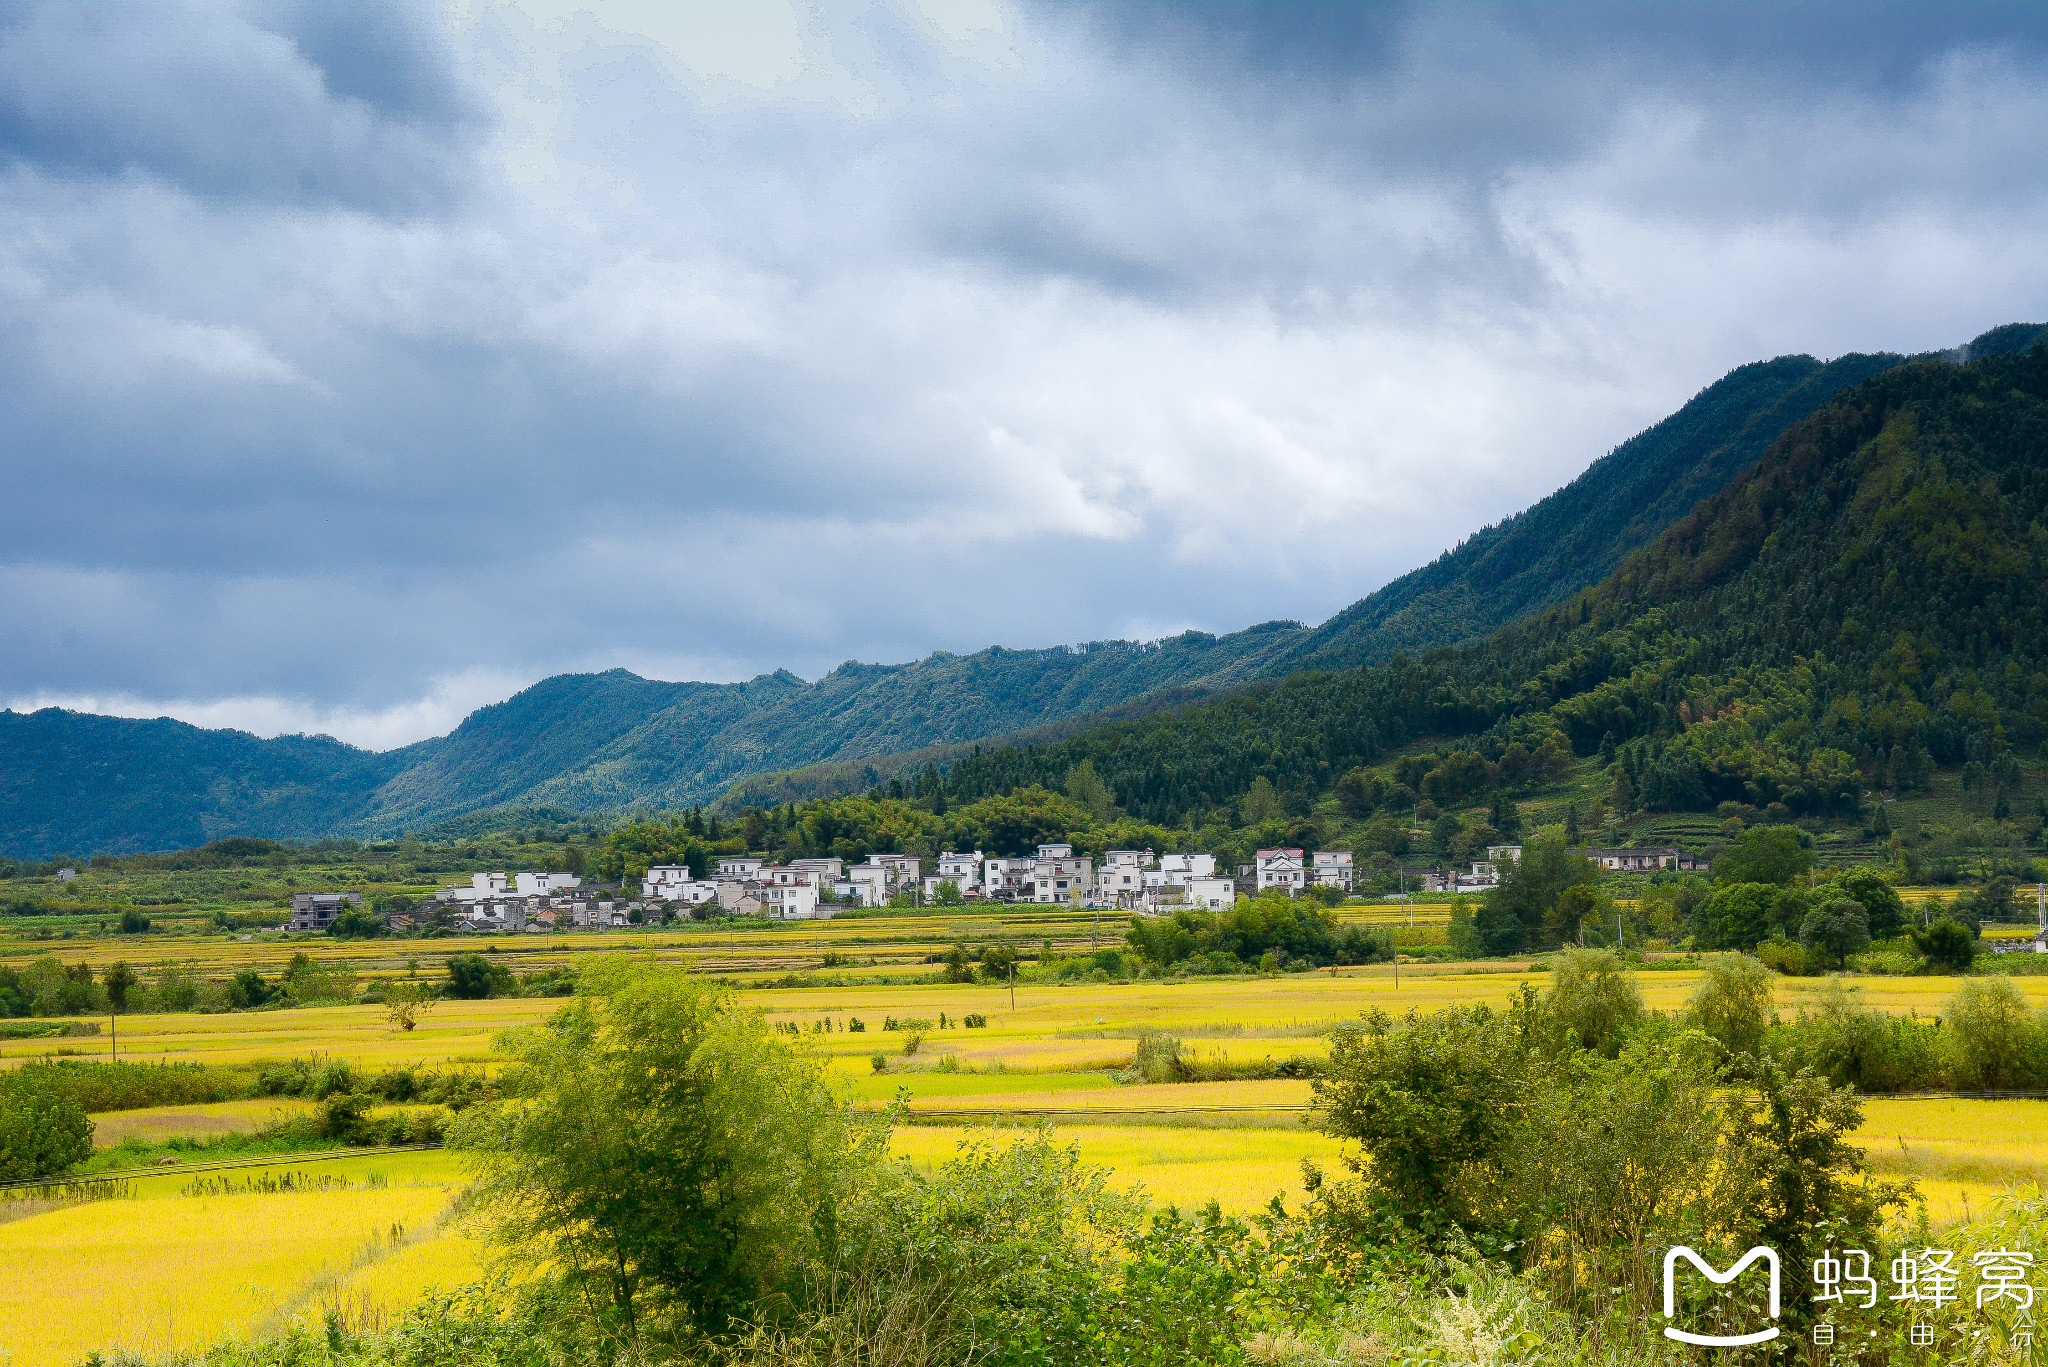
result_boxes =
[109,1009,116,1063]
[1009,962,1016,1012]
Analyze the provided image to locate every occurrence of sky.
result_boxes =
[3,0,2046,751]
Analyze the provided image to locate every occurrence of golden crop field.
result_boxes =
[6,961,2048,1366]
[0,1157,472,1367]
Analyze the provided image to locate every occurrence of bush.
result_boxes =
[451,957,879,1333]
[446,953,514,1000]
[1944,976,2048,1091]
[1127,1031,1187,1084]
[1312,999,1540,1238]
[1781,979,1945,1092]
[0,1070,93,1179]
[1755,937,1809,975]
[8,1060,244,1113]
[1541,947,1642,1056]
[1684,953,1775,1057]
[1911,916,1977,972]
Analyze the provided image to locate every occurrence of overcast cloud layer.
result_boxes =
[4,0,2046,749]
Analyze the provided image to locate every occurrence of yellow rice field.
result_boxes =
[5,963,2048,1366]
[0,1170,466,1367]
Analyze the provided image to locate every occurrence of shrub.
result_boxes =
[1684,953,1775,1057]
[446,953,514,1000]
[1541,947,1642,1056]
[1782,979,1945,1092]
[1312,998,1540,1238]
[1911,916,1977,972]
[9,1060,244,1113]
[1755,937,1810,975]
[452,957,880,1334]
[0,1070,93,1179]
[1128,1031,1187,1084]
[1944,976,2048,1091]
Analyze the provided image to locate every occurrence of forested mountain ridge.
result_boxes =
[0,626,1302,856]
[1269,349,1908,674]
[926,344,2048,834]
[4,326,2040,857]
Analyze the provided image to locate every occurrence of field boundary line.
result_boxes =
[1,1142,447,1192]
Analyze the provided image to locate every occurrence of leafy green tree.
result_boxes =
[979,943,1018,984]
[0,1072,93,1179]
[1942,976,2046,1090]
[452,959,879,1333]
[446,953,513,1000]
[1476,841,1597,954]
[1542,948,1643,1057]
[1713,826,1811,886]
[385,980,434,1032]
[1712,1061,1907,1308]
[938,942,976,983]
[226,968,271,1009]
[1311,1000,1540,1238]
[1683,953,1775,1057]
[102,961,138,1013]
[1798,899,1870,969]
[117,907,151,934]
[1909,916,1976,972]
[1519,1035,1719,1275]
[1962,875,2018,925]
[1692,882,1779,950]
[1063,760,1116,820]
[1334,767,1388,817]
[1819,867,1904,940]
[328,907,388,939]
[932,879,964,906]
[1239,776,1284,825]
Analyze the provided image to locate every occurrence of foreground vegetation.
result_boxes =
[19,954,2035,1367]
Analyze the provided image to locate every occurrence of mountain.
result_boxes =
[0,627,1302,857]
[4,324,2039,857]
[932,341,2048,834]
[0,709,413,856]
[715,327,2045,809]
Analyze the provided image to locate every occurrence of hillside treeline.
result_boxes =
[924,348,2048,828]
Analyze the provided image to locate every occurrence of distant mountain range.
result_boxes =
[5,322,2042,858]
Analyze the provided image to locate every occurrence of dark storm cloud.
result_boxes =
[0,0,484,211]
[1,0,2044,746]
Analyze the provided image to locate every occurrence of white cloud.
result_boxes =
[5,670,529,751]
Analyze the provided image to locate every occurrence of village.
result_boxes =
[284,842,1713,934]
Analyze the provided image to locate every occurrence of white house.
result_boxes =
[788,857,845,883]
[716,856,766,880]
[1027,844,1093,904]
[843,863,892,907]
[982,856,1034,900]
[1312,851,1354,891]
[439,872,511,903]
[1186,877,1236,912]
[1098,849,1151,905]
[762,880,822,920]
[869,853,922,892]
[515,872,581,896]
[924,849,983,899]
[1255,848,1306,894]
[643,865,694,898]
